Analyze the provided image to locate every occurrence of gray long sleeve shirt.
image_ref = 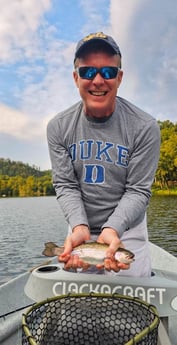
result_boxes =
[47,96,160,238]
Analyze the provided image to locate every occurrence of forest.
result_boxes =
[0,162,55,197]
[0,120,176,197]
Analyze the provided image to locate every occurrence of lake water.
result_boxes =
[0,195,176,284]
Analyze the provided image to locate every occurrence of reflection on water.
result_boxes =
[0,196,68,284]
[147,195,177,257]
[0,195,176,283]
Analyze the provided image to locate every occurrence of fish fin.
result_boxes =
[81,266,90,272]
[42,242,64,257]
[44,242,58,248]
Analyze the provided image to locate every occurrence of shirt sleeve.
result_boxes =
[47,117,89,230]
[101,119,160,237]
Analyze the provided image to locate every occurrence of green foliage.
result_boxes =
[0,158,50,177]
[0,159,55,197]
[155,121,177,189]
[0,120,177,197]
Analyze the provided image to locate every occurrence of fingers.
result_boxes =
[58,226,131,272]
[58,237,73,262]
[104,259,120,272]
[118,262,130,270]
[96,227,130,272]
[72,225,91,244]
[97,227,119,245]
[96,259,130,272]
[96,258,120,272]
[59,253,70,263]
[97,227,123,252]
[103,249,130,272]
[63,255,90,271]
[58,226,91,270]
[59,225,90,263]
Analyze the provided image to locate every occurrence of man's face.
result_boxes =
[73,51,123,118]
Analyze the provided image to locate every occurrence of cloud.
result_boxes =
[0,0,51,63]
[0,103,47,140]
[109,0,143,102]
[0,0,177,172]
[110,0,142,45]
[109,0,177,121]
[76,0,110,35]
[0,1,81,147]
[17,39,78,119]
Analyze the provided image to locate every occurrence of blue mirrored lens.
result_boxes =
[101,67,118,79]
[84,67,97,79]
[78,66,118,80]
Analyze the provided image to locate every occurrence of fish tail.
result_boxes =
[42,242,64,257]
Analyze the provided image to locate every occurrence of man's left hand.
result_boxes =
[96,227,130,272]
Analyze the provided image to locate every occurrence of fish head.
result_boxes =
[114,248,135,264]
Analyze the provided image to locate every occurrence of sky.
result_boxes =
[0,0,177,170]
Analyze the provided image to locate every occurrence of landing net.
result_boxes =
[22,293,159,345]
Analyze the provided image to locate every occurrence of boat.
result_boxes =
[0,242,177,345]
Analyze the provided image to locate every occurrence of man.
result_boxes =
[47,32,160,276]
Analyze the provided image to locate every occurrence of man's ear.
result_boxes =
[118,69,123,82]
[117,70,123,88]
[73,71,79,88]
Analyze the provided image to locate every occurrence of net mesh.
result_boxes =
[22,293,159,345]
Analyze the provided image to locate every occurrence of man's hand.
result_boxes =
[59,225,90,270]
[59,226,130,272]
[96,227,130,272]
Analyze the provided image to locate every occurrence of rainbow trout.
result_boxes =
[42,242,135,265]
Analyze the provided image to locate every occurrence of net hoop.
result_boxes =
[22,292,159,345]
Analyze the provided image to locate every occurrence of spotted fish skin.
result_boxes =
[43,242,135,265]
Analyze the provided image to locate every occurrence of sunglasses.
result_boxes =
[76,66,119,80]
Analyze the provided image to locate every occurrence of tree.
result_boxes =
[155,121,177,188]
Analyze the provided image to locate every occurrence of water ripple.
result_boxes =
[0,195,176,283]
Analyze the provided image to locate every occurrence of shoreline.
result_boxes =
[152,189,177,196]
[1,190,177,198]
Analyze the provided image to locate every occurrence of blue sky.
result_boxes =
[0,0,177,170]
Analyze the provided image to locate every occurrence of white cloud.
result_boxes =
[0,103,47,140]
[0,0,51,63]
[0,0,176,171]
[109,0,177,122]
[77,0,110,35]
[110,0,142,45]
[0,1,80,143]
[17,39,78,119]
[109,0,144,100]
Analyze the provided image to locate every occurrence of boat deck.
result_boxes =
[0,242,177,345]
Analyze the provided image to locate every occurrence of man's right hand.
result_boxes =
[59,225,90,270]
